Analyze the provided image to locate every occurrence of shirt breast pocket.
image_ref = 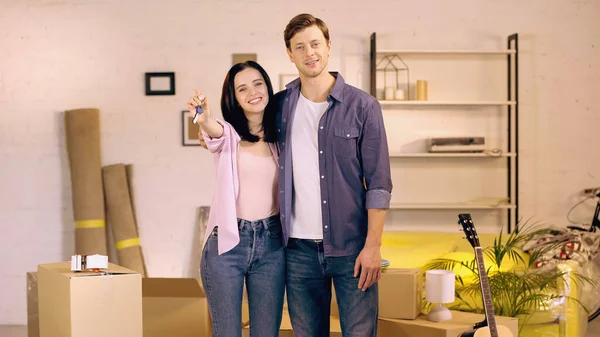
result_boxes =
[333,127,360,158]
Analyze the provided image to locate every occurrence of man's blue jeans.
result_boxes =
[200,215,285,337]
[285,238,378,337]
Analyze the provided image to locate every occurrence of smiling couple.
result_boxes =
[187,13,393,337]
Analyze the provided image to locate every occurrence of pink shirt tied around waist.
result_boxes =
[201,119,279,255]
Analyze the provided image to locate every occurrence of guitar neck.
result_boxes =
[474,247,498,337]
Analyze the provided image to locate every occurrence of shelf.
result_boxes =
[389,152,516,158]
[377,49,515,55]
[370,32,520,233]
[390,203,516,210]
[379,100,516,106]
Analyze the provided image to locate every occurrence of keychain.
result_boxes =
[193,105,204,124]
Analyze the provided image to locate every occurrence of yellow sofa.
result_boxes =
[380,231,588,337]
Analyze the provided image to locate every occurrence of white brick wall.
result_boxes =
[1,0,599,325]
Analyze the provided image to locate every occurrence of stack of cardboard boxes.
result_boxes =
[29,262,212,337]
[29,262,518,336]
[376,267,520,337]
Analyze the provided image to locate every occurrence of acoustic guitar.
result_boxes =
[457,213,514,337]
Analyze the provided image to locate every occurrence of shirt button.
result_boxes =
[280,166,284,169]
[283,118,286,122]
[325,225,328,229]
[320,126,323,130]
[321,175,324,179]
[346,134,350,137]
[278,129,280,132]
[285,98,288,101]
[323,200,327,204]
[282,142,285,146]
[280,190,283,194]
[319,151,323,154]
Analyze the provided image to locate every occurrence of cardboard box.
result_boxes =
[378,310,519,337]
[38,262,142,337]
[27,272,39,337]
[142,278,211,337]
[378,268,422,320]
[332,269,419,319]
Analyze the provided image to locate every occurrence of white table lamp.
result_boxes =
[425,269,455,322]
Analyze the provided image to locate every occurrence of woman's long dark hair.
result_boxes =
[220,61,277,143]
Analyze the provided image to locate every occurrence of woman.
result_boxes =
[187,61,284,337]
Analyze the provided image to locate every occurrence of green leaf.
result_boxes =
[421,218,598,323]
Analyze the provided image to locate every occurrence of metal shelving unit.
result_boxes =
[370,32,520,233]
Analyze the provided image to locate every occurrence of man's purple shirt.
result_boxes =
[275,72,393,257]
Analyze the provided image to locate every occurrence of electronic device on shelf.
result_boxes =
[426,137,486,153]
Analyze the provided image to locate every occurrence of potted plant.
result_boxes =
[423,219,595,336]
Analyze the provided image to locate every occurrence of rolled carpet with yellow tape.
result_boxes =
[125,164,147,277]
[102,164,147,276]
[64,108,107,255]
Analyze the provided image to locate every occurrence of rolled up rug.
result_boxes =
[102,164,147,276]
[64,108,107,255]
[126,164,147,276]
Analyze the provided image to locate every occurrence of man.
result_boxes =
[275,13,393,337]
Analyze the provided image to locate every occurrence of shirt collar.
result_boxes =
[285,72,346,103]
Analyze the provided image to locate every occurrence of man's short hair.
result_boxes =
[284,13,330,50]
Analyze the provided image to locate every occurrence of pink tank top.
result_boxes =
[236,145,279,221]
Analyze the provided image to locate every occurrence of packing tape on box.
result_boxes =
[115,237,140,250]
[75,220,106,228]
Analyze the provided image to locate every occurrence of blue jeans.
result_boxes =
[200,214,285,337]
[285,238,378,337]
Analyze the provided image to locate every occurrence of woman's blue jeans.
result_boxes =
[200,214,285,337]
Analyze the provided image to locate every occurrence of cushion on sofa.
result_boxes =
[381,240,457,269]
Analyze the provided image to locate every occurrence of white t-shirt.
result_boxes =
[290,93,329,239]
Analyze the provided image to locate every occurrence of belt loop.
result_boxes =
[238,219,244,231]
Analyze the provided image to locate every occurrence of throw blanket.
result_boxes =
[520,228,600,269]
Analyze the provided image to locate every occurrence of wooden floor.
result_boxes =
[2,321,600,337]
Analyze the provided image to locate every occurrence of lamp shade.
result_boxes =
[425,270,455,304]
